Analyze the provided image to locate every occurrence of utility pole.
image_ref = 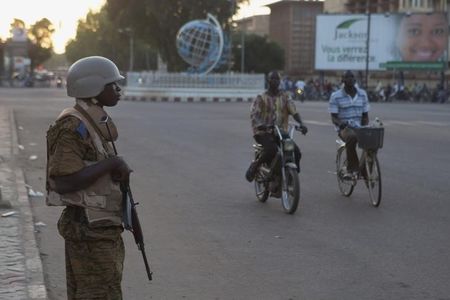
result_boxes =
[119,28,134,72]
[229,0,236,72]
[241,29,245,73]
[129,33,134,72]
[364,0,371,89]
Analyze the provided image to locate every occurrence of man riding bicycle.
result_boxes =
[245,71,308,182]
[329,70,370,179]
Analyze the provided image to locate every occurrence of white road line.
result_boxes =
[298,120,449,127]
[304,120,330,126]
[385,121,415,126]
[416,121,450,127]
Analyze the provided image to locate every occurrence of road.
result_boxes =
[1,88,450,299]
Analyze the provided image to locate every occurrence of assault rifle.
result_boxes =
[100,116,153,281]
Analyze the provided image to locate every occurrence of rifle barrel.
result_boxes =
[140,244,153,281]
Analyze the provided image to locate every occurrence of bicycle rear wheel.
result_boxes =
[336,146,355,196]
[365,153,382,207]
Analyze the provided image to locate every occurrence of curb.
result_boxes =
[10,110,48,300]
[122,95,254,103]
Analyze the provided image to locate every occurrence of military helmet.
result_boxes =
[66,56,124,98]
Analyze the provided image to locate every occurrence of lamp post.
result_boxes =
[364,0,371,89]
[363,0,402,89]
[129,34,134,72]
[119,27,134,72]
[240,29,245,73]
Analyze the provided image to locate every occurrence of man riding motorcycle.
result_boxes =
[245,71,308,182]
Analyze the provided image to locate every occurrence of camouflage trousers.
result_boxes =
[65,237,124,300]
[58,207,125,300]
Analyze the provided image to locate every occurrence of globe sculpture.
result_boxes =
[176,14,224,75]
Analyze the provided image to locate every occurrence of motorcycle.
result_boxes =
[56,77,63,88]
[294,88,305,102]
[252,124,304,214]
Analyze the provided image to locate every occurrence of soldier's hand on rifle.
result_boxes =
[111,156,133,184]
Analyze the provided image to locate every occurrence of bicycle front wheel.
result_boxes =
[365,153,382,207]
[336,146,355,197]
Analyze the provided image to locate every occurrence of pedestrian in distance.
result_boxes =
[329,70,370,179]
[46,56,132,300]
[245,70,308,182]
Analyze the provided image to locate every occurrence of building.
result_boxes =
[267,0,324,77]
[2,27,30,86]
[323,0,348,13]
[324,0,447,13]
[338,0,450,58]
[252,0,449,82]
[323,0,450,87]
[235,15,270,37]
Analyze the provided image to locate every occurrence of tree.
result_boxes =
[27,18,55,71]
[232,33,284,74]
[65,10,113,64]
[10,19,26,36]
[0,38,5,83]
[104,0,248,71]
[65,8,157,72]
[5,18,54,77]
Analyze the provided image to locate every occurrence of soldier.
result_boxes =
[46,56,131,299]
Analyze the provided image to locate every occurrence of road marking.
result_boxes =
[304,120,330,126]
[384,120,450,127]
[295,120,449,128]
[385,121,415,126]
[416,121,450,127]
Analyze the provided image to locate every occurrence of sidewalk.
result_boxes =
[0,106,47,299]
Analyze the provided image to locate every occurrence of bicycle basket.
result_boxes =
[355,127,384,150]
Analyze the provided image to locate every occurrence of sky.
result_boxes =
[0,0,275,54]
[0,0,106,54]
[236,0,276,19]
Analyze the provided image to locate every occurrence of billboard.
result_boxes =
[315,13,449,71]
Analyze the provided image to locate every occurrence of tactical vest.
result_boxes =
[46,100,123,228]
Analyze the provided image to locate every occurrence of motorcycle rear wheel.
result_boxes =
[281,167,300,214]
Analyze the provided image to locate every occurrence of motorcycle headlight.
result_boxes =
[283,139,295,151]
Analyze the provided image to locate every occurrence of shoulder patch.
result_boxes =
[76,121,89,139]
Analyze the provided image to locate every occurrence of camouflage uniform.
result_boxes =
[47,116,124,300]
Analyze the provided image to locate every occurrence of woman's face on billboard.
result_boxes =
[396,13,448,61]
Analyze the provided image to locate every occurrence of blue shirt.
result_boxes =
[328,87,370,130]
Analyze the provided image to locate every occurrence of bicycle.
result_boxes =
[335,125,384,207]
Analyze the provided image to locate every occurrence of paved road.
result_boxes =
[1,88,450,299]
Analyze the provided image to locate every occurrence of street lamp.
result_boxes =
[240,29,245,73]
[364,0,371,89]
[118,27,134,72]
[363,0,399,89]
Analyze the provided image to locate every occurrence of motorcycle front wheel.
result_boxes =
[254,170,269,203]
[281,167,300,214]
